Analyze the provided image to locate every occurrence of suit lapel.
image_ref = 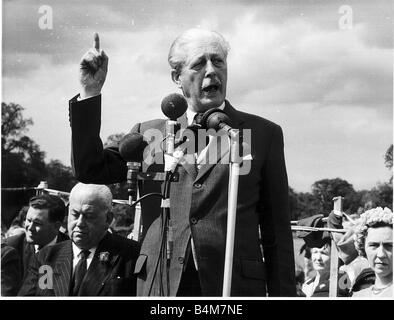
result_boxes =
[22,239,35,278]
[78,233,116,296]
[194,101,245,183]
[52,241,73,296]
[179,153,197,180]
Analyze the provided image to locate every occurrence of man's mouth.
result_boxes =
[202,83,220,93]
[73,230,86,236]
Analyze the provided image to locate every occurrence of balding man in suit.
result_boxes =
[69,29,296,296]
[19,183,140,296]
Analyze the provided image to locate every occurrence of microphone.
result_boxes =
[161,93,188,120]
[119,133,147,203]
[161,93,187,165]
[201,108,245,162]
[119,133,147,162]
[200,108,233,133]
[161,94,188,264]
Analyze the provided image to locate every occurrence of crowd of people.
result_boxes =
[295,206,393,297]
[1,28,392,298]
[1,186,392,297]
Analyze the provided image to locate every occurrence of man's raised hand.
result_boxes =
[79,33,109,99]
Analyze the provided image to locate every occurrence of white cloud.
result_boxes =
[2,1,392,193]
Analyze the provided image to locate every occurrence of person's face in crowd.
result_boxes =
[311,244,331,275]
[365,226,393,281]
[25,207,59,247]
[68,190,111,250]
[173,34,227,113]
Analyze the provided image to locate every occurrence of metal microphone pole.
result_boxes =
[127,161,142,241]
[159,119,179,295]
[222,129,242,297]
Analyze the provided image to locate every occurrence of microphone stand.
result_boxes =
[222,129,243,297]
[155,119,179,296]
[127,161,142,241]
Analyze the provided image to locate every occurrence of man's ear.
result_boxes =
[171,69,182,88]
[106,211,114,226]
[54,221,62,230]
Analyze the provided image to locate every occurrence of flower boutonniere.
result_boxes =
[99,251,110,263]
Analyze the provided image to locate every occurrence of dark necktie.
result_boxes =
[192,113,209,154]
[72,249,90,296]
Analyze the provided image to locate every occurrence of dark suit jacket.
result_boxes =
[18,232,140,296]
[6,231,69,288]
[303,276,330,297]
[69,94,296,297]
[1,243,22,296]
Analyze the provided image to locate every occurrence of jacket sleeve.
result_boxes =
[258,125,296,297]
[1,245,22,296]
[17,252,40,296]
[327,211,358,264]
[69,94,139,184]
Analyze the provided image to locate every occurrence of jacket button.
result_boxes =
[190,217,198,224]
[193,183,202,189]
[178,257,184,264]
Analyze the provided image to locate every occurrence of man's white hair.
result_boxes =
[69,183,113,212]
[168,28,230,74]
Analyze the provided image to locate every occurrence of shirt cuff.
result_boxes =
[77,93,101,101]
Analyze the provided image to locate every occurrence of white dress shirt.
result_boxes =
[34,235,58,253]
[186,103,226,169]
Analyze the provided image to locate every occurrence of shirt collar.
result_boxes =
[72,242,97,260]
[186,102,225,126]
[34,235,58,253]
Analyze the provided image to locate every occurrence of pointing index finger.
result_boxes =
[93,32,100,52]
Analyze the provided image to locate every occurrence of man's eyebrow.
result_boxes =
[190,55,205,62]
[31,218,43,223]
[367,241,393,244]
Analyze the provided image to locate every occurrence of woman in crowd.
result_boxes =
[352,207,393,297]
[301,235,331,297]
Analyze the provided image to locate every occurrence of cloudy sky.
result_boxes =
[2,0,392,192]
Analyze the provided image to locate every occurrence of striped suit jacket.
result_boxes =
[69,95,296,297]
[18,232,140,296]
[6,231,69,290]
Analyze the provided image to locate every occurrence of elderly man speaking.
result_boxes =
[19,183,140,296]
[69,29,296,297]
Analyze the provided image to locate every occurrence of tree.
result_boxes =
[2,102,33,154]
[361,183,393,210]
[384,144,393,185]
[311,178,357,214]
[1,102,47,187]
[384,144,393,170]
[45,160,77,193]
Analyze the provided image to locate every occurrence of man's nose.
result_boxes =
[314,254,321,261]
[76,214,86,227]
[25,221,33,230]
[205,60,216,77]
[376,243,386,257]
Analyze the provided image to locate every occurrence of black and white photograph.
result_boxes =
[1,0,392,307]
